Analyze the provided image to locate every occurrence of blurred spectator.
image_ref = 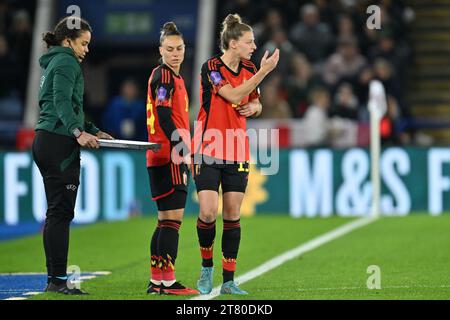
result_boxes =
[378,1,406,41]
[259,75,292,119]
[375,58,414,144]
[0,2,10,34]
[369,31,399,67]
[289,3,333,64]
[330,82,359,120]
[102,79,147,141]
[0,34,14,98]
[0,34,22,148]
[352,66,374,118]
[253,8,285,48]
[362,1,412,52]
[303,87,332,147]
[338,12,371,51]
[262,0,300,28]
[368,30,410,90]
[372,58,405,114]
[220,0,263,26]
[0,33,22,121]
[380,95,409,146]
[257,27,295,77]
[322,36,367,87]
[285,53,323,118]
[334,12,371,56]
[8,9,32,102]
[336,14,355,38]
[314,0,338,28]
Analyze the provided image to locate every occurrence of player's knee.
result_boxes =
[158,209,184,221]
[199,207,217,223]
[223,202,241,217]
[223,211,240,221]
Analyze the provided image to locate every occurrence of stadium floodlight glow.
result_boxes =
[368,80,387,217]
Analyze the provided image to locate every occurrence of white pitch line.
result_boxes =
[254,284,450,292]
[191,216,379,300]
[0,273,46,275]
[91,271,112,275]
[1,271,112,300]
[22,292,41,296]
[0,271,112,275]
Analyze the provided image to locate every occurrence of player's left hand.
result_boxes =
[96,131,114,140]
[236,101,262,118]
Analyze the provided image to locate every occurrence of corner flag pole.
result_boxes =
[368,80,387,218]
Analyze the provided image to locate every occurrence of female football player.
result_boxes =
[192,14,279,295]
[145,22,197,295]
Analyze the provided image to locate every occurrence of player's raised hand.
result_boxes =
[260,50,269,67]
[260,49,280,75]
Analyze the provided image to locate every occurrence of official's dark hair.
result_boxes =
[42,16,92,49]
[159,21,183,45]
[220,14,252,52]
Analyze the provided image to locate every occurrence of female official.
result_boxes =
[33,16,113,295]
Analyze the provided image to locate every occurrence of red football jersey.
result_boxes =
[192,55,260,162]
[146,64,190,166]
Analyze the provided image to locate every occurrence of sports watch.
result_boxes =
[72,128,83,139]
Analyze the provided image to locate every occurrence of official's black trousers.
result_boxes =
[32,130,80,278]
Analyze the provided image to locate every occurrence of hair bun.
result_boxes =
[223,14,241,28]
[43,32,56,41]
[219,13,251,52]
[159,21,183,44]
[42,32,58,47]
[162,22,178,33]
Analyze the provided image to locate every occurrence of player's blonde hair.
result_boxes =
[220,14,252,52]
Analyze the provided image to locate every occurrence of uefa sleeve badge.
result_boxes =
[210,71,223,86]
[157,86,168,101]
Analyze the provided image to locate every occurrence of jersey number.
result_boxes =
[146,98,155,134]
[238,161,250,172]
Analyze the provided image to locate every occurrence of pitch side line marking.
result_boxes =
[253,284,450,292]
[191,216,379,300]
[0,271,112,276]
[1,271,112,300]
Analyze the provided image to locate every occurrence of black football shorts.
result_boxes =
[147,162,189,211]
[193,156,249,193]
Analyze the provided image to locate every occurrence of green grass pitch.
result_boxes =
[1,214,450,300]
